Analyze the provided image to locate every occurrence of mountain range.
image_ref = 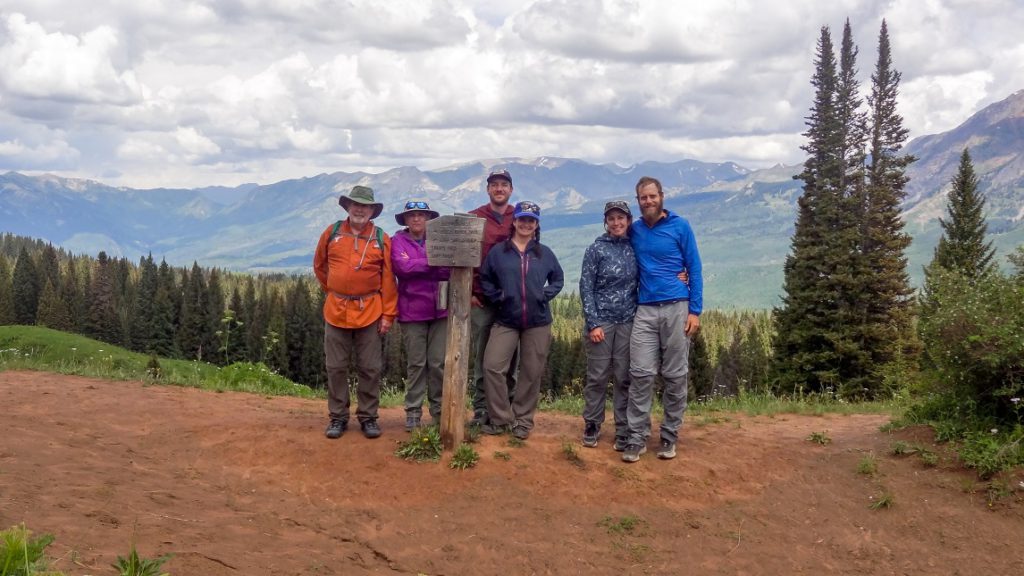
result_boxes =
[2,91,1023,309]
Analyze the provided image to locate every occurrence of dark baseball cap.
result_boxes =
[486,169,513,185]
[603,200,632,218]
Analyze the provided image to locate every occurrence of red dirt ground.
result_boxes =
[2,370,1023,575]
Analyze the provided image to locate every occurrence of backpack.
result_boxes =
[329,220,385,248]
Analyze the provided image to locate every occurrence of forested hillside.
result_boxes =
[0,233,772,399]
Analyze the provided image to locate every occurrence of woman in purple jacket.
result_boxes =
[391,200,450,430]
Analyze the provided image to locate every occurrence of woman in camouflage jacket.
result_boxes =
[578,200,638,451]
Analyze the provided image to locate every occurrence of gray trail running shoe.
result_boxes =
[621,443,647,463]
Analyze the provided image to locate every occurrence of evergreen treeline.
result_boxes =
[0,233,773,398]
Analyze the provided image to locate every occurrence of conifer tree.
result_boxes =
[264,288,288,373]
[205,268,226,360]
[132,254,159,352]
[284,278,321,385]
[240,277,258,361]
[36,278,72,331]
[772,26,844,394]
[861,19,919,379]
[931,148,996,279]
[85,252,119,343]
[226,287,249,363]
[0,256,15,324]
[60,258,85,332]
[151,262,179,358]
[36,244,61,296]
[12,246,41,325]
[177,262,209,360]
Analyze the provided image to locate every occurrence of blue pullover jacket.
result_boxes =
[630,209,703,315]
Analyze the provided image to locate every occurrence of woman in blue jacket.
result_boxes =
[479,200,564,440]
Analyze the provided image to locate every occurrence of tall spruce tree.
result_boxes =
[12,246,41,325]
[931,148,996,279]
[862,19,919,385]
[772,26,845,394]
[772,20,906,398]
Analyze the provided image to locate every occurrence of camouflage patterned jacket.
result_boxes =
[579,233,638,332]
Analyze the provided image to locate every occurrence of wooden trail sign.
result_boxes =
[428,214,484,450]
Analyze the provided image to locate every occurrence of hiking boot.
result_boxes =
[657,439,677,460]
[512,426,530,440]
[613,436,628,452]
[324,419,346,439]
[621,443,647,463]
[405,414,421,432]
[361,419,382,439]
[582,422,600,448]
[481,423,510,435]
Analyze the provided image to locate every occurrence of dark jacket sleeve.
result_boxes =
[543,246,564,302]
[579,242,600,332]
[479,246,503,305]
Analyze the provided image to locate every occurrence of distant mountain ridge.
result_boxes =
[2,90,1024,308]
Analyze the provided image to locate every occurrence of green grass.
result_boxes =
[449,443,479,470]
[561,439,585,468]
[598,515,647,536]
[869,490,895,510]
[0,325,318,399]
[0,523,63,576]
[394,425,443,462]
[113,544,171,576]
[689,389,901,417]
[806,431,832,445]
[2,326,903,421]
[857,453,878,475]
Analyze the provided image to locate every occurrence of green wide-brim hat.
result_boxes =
[338,185,384,219]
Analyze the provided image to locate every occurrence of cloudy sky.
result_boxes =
[1,0,1022,189]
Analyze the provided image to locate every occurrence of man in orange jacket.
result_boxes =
[313,185,398,440]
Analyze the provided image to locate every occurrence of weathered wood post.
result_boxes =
[426,214,484,450]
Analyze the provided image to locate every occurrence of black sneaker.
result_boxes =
[582,422,599,448]
[613,436,628,452]
[656,439,677,460]
[361,419,382,439]
[405,414,421,432]
[481,423,510,435]
[512,425,530,440]
[325,419,346,439]
[621,443,647,463]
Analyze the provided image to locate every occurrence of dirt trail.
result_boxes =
[2,370,1022,575]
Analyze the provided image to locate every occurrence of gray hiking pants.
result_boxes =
[582,321,632,441]
[626,301,690,446]
[483,324,551,431]
[401,318,447,421]
[471,304,517,417]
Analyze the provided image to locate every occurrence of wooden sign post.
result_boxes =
[427,214,485,450]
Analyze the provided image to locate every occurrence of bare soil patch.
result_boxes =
[2,370,1022,575]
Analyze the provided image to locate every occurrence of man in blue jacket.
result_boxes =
[622,176,703,463]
